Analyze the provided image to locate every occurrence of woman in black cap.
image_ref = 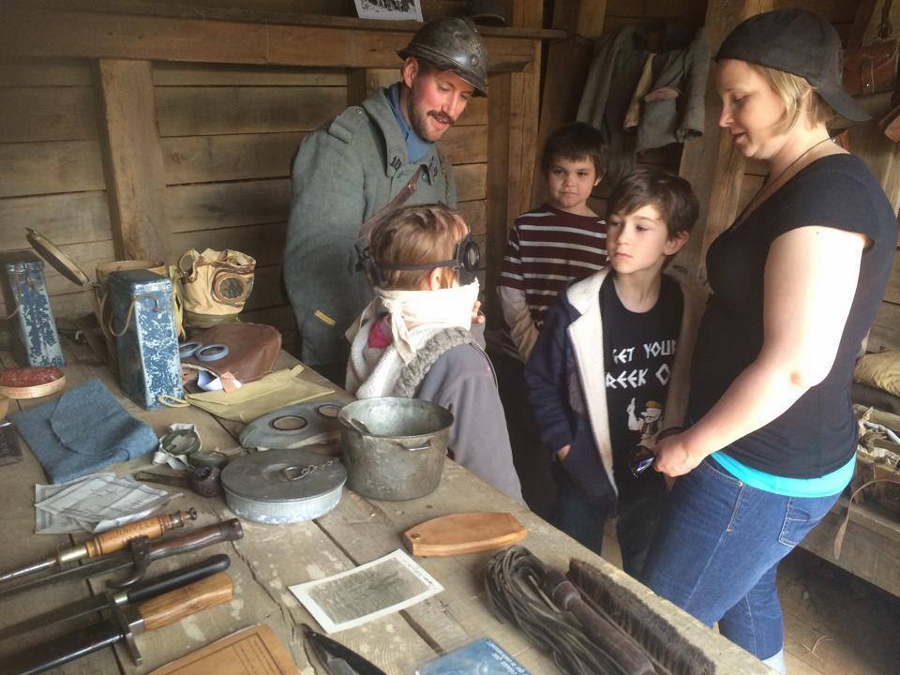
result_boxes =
[638,9,898,671]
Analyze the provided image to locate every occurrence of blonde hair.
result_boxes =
[748,63,835,132]
[369,203,465,289]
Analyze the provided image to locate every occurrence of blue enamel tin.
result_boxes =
[107,269,182,409]
[0,251,64,367]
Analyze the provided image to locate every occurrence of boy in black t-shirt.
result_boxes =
[524,168,704,576]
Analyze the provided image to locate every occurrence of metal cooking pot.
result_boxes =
[338,397,453,501]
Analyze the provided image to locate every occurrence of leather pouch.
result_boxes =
[842,40,899,96]
[182,322,281,391]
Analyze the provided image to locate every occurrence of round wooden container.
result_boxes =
[0,367,66,399]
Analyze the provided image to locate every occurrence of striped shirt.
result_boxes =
[500,204,608,328]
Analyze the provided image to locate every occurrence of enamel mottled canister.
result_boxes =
[107,269,182,409]
[0,251,64,368]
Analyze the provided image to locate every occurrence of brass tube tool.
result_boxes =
[0,508,197,586]
[0,518,243,601]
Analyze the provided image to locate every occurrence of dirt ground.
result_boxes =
[778,548,899,675]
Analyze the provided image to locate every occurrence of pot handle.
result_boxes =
[395,440,432,452]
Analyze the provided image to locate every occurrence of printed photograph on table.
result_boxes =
[289,549,443,633]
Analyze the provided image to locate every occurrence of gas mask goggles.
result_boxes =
[368,233,481,288]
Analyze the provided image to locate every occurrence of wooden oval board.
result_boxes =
[402,512,526,557]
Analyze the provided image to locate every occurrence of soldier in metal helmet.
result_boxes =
[283,17,489,384]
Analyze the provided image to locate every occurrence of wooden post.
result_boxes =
[530,1,607,206]
[97,59,171,262]
[677,0,774,283]
[511,0,544,30]
[486,72,512,323]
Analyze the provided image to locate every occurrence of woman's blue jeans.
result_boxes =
[640,458,840,660]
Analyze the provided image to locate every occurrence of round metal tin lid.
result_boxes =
[221,447,347,504]
[238,398,348,450]
[26,228,91,287]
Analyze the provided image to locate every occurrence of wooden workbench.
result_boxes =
[0,342,769,674]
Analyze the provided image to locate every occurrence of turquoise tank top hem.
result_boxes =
[710,451,854,498]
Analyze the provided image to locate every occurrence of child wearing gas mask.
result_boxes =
[346,203,524,503]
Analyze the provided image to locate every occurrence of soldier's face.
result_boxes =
[401,58,474,142]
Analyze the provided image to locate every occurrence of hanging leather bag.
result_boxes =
[842,39,898,96]
[843,0,898,96]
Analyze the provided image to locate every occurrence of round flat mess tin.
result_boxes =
[221,446,347,524]
[238,399,349,450]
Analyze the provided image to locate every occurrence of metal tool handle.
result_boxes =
[545,569,656,675]
[143,519,242,567]
[82,509,197,559]
[124,553,230,605]
[108,519,243,589]
[137,571,233,631]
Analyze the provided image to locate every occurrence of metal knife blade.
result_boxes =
[302,624,386,675]
[2,572,234,675]
[0,553,230,641]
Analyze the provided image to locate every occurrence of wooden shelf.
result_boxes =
[800,495,900,598]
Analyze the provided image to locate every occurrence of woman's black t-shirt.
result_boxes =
[689,154,897,478]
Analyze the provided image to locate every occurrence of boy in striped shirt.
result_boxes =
[499,122,609,362]
[492,122,608,517]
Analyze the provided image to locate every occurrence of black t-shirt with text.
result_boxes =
[600,274,682,496]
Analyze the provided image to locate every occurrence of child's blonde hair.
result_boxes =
[369,203,465,289]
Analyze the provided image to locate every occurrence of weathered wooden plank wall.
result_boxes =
[0,0,547,351]
[0,59,109,323]
[1,0,896,353]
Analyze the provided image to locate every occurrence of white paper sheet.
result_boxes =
[34,473,180,534]
[290,549,443,633]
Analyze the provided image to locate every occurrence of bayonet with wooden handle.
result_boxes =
[0,553,230,641]
[0,508,197,586]
[1,571,234,675]
[0,518,243,601]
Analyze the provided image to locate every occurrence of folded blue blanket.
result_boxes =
[11,378,158,484]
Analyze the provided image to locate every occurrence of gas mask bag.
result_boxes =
[178,248,255,326]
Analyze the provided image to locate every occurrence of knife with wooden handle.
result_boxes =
[2,571,234,675]
[0,553,231,641]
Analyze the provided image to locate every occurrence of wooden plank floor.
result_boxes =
[601,524,900,675]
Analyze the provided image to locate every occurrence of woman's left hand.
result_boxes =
[653,432,704,477]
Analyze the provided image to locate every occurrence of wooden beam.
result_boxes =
[551,0,609,38]
[512,0,544,30]
[486,72,512,325]
[530,1,606,206]
[677,0,774,283]
[506,42,542,221]
[0,6,544,72]
[97,59,171,262]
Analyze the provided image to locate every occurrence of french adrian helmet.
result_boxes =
[398,17,489,96]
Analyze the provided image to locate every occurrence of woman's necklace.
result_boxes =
[762,136,833,189]
[735,136,834,226]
